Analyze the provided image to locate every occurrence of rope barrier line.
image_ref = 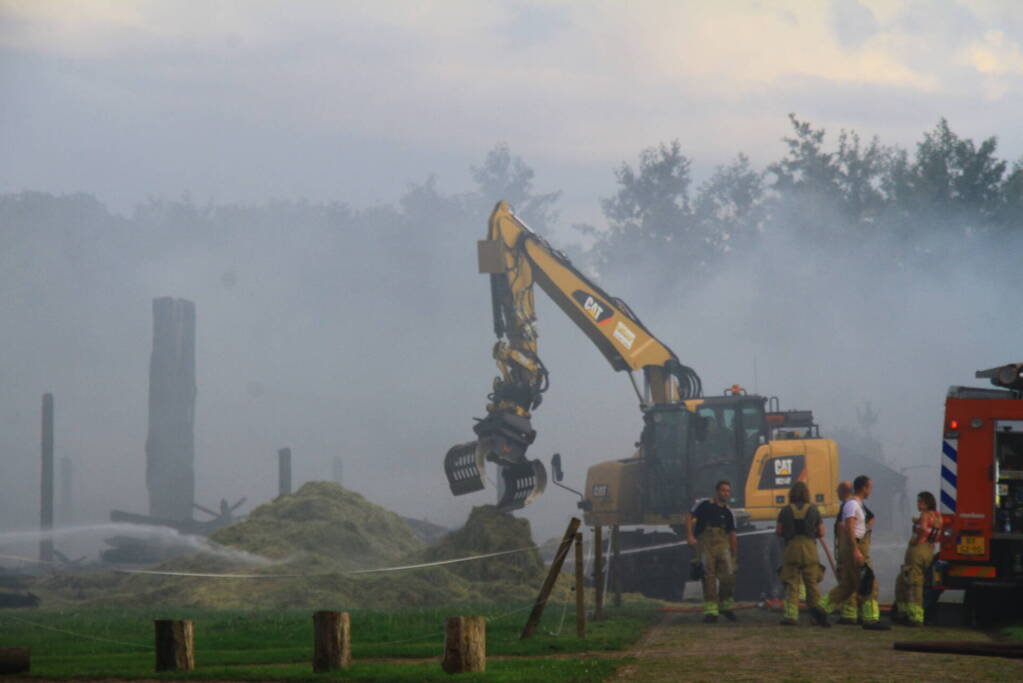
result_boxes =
[345,545,553,575]
[0,613,153,650]
[0,552,65,565]
[0,542,561,580]
[614,526,775,557]
[1,528,775,575]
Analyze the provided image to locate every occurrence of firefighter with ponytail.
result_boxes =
[775,481,830,626]
[893,491,941,626]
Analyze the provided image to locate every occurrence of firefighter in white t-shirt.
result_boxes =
[819,475,890,630]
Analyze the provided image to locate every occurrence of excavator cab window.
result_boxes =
[692,405,742,505]
[694,415,710,442]
[741,404,768,461]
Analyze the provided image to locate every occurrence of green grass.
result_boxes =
[0,603,657,680]
[1002,623,1023,640]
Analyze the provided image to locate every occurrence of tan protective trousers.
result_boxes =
[698,527,735,613]
[823,535,879,620]
[780,535,823,619]
[894,541,934,623]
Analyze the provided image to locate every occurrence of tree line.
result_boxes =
[4,115,1021,301]
[591,115,1023,292]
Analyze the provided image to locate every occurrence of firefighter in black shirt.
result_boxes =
[686,480,738,622]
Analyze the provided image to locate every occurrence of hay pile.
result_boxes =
[37,483,555,609]
[209,481,422,568]
[422,505,544,584]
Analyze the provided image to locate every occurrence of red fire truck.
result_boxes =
[934,363,1023,616]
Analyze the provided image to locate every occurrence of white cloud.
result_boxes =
[962,29,1023,75]
[2,0,1022,211]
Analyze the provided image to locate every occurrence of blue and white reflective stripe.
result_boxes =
[941,439,958,514]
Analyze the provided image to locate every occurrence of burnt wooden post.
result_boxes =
[278,448,292,496]
[59,456,72,525]
[40,393,54,564]
[332,456,343,485]
[154,620,194,672]
[442,616,485,674]
[593,525,605,620]
[0,647,30,674]
[574,532,586,638]
[146,298,196,521]
[520,517,581,639]
[611,524,622,607]
[312,611,351,672]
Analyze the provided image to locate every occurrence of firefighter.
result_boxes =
[832,481,859,624]
[686,480,738,623]
[775,481,830,627]
[819,475,890,630]
[893,491,941,626]
[834,482,875,621]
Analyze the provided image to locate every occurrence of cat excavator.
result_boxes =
[443,202,839,597]
[444,200,701,511]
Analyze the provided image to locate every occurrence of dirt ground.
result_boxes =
[607,604,1023,682]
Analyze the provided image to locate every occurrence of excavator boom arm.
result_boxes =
[444,201,701,510]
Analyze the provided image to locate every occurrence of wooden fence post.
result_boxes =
[313,611,351,672]
[574,532,585,638]
[154,620,194,672]
[611,524,622,607]
[520,517,581,639]
[0,647,30,674]
[593,525,604,621]
[442,616,485,674]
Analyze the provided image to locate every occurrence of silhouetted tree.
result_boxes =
[594,140,711,289]
[469,143,560,232]
[693,154,766,257]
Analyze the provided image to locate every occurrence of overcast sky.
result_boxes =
[3,0,1023,226]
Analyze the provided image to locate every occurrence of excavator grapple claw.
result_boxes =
[444,442,486,496]
[496,458,547,511]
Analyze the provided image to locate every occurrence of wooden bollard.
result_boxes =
[442,616,485,674]
[154,620,194,672]
[0,647,30,674]
[574,532,586,638]
[313,611,351,672]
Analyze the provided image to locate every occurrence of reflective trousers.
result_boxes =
[837,530,871,619]
[895,541,934,624]
[698,527,735,615]
[821,535,880,622]
[780,535,823,620]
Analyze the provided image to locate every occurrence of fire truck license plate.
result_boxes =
[956,536,985,556]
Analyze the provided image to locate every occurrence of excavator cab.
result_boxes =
[684,394,770,509]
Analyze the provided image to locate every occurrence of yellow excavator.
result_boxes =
[444,200,701,511]
[445,201,839,599]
